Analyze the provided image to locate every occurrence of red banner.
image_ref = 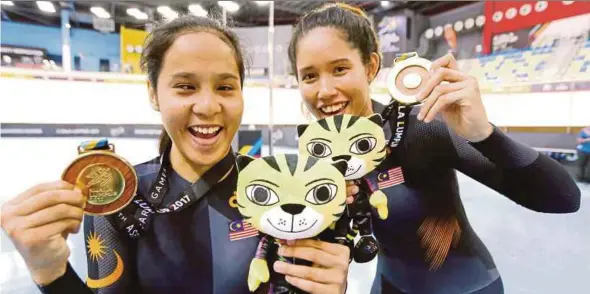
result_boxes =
[482,1,590,54]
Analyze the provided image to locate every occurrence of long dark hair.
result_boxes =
[139,15,246,155]
[287,2,381,80]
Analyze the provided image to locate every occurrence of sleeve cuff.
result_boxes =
[37,263,91,294]
[468,125,539,168]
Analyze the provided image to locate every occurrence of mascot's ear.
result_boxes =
[331,160,349,176]
[236,155,255,172]
[297,124,309,138]
[368,113,383,126]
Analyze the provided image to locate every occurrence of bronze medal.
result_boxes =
[62,140,137,216]
[386,52,433,105]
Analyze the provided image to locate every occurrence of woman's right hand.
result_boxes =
[0,180,85,285]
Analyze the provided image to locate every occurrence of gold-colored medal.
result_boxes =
[62,139,137,216]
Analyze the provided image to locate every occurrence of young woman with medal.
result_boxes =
[1,15,352,294]
[288,3,581,294]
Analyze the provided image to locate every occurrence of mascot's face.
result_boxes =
[236,154,347,240]
[297,114,387,180]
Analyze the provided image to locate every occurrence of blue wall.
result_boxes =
[1,21,120,72]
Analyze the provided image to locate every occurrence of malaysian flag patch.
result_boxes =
[229,219,259,241]
[377,167,405,189]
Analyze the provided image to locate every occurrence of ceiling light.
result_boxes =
[127,8,148,20]
[36,1,55,13]
[188,4,207,17]
[425,28,434,39]
[157,6,178,19]
[464,18,475,29]
[218,1,240,13]
[381,1,390,7]
[255,1,271,5]
[127,8,140,15]
[90,7,110,19]
[157,6,172,14]
[476,15,486,27]
[0,1,14,6]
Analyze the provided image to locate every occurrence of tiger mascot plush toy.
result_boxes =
[236,154,348,293]
[297,113,389,263]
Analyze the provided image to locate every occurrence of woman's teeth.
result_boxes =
[191,126,221,135]
[189,126,222,139]
[321,102,346,114]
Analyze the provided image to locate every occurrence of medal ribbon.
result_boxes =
[380,52,419,150]
[111,144,237,239]
[79,138,111,152]
[392,51,418,65]
[380,100,412,150]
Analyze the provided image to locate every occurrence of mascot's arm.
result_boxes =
[248,235,272,292]
[369,190,388,219]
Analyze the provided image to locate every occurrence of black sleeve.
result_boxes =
[38,215,138,294]
[37,263,93,294]
[416,117,581,213]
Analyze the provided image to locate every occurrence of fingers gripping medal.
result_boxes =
[62,139,138,215]
[386,52,432,105]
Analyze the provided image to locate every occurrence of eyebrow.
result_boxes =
[349,133,371,141]
[299,58,351,73]
[251,179,279,187]
[170,72,239,81]
[305,178,334,187]
[171,72,196,80]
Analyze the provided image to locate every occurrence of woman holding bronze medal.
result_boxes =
[289,3,581,294]
[1,15,352,294]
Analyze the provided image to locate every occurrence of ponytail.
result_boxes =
[158,128,172,155]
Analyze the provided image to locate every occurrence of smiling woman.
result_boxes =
[141,20,246,179]
[1,13,354,294]
[289,3,581,294]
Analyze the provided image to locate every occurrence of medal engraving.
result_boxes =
[77,163,126,206]
[62,140,138,216]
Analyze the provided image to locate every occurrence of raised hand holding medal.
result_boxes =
[61,138,138,215]
[0,138,136,286]
[387,52,493,143]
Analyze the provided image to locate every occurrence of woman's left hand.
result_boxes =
[273,239,349,294]
[415,53,494,142]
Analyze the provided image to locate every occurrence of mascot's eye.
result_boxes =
[305,183,338,205]
[307,141,332,158]
[245,185,279,206]
[350,137,376,155]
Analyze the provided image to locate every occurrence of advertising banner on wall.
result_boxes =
[0,45,47,69]
[482,1,590,54]
[238,130,263,158]
[0,123,162,138]
[120,26,149,74]
[492,13,590,53]
[374,14,407,67]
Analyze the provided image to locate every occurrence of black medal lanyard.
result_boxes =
[113,144,237,239]
[379,52,428,150]
[380,99,412,150]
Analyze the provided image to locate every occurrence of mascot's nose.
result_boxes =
[281,204,306,215]
[332,155,351,162]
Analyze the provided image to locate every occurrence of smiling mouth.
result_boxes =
[319,102,348,116]
[188,125,224,140]
[267,218,318,233]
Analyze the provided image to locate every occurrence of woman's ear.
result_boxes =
[148,81,159,111]
[366,52,381,83]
